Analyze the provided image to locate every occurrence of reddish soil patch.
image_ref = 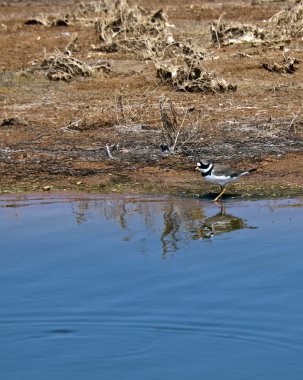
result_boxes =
[0,0,302,197]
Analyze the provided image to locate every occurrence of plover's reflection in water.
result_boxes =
[190,202,257,240]
[159,200,256,255]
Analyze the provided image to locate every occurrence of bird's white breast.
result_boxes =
[205,174,235,186]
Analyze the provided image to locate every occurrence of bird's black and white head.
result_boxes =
[195,160,213,174]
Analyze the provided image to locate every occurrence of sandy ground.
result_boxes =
[0,0,302,198]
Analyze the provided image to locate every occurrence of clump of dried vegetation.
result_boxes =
[262,55,300,73]
[269,0,303,38]
[93,0,173,57]
[82,0,211,64]
[211,1,303,47]
[210,19,267,46]
[81,0,230,91]
[41,50,111,81]
[156,58,236,93]
[42,50,93,81]
[91,0,209,62]
[25,13,73,27]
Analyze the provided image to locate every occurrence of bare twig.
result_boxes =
[171,108,189,151]
[117,95,125,121]
[213,13,225,48]
[288,108,303,134]
[105,144,115,159]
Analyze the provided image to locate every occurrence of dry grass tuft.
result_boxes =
[159,97,202,153]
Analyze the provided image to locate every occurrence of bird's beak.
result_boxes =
[195,166,200,171]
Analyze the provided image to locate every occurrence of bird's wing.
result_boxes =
[214,165,246,178]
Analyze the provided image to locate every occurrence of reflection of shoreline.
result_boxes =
[72,199,256,256]
[71,199,257,255]
[2,196,256,255]
[1,196,257,255]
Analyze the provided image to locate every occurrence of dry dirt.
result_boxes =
[0,0,303,198]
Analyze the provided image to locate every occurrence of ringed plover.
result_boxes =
[196,160,256,201]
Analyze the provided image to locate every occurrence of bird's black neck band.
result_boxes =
[202,166,213,177]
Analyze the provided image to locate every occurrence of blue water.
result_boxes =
[0,194,303,380]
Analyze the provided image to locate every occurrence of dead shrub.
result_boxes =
[41,50,110,81]
[85,0,210,62]
[211,18,267,46]
[210,2,303,48]
[159,97,201,153]
[25,13,72,27]
[269,0,303,38]
[156,58,236,93]
[143,38,208,61]
[262,55,300,73]
[41,50,93,81]
[94,0,173,56]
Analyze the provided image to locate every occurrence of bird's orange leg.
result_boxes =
[213,186,226,202]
